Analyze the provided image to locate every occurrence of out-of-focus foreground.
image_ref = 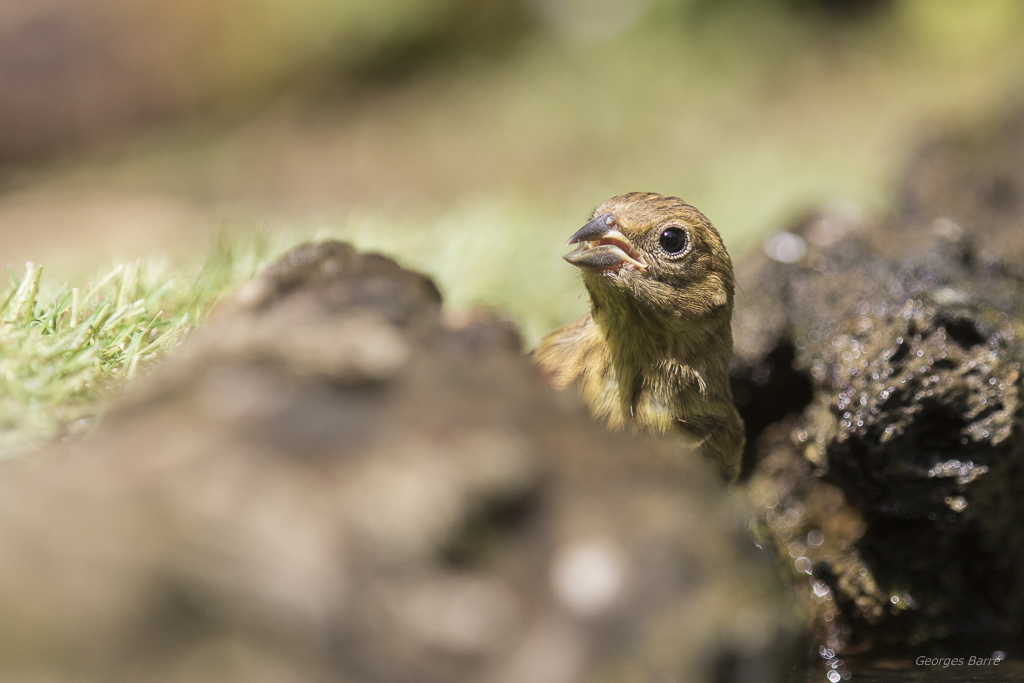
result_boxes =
[3,2,1024,681]
[2,0,1024,345]
[0,241,798,683]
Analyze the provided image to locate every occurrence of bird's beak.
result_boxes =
[563,213,648,271]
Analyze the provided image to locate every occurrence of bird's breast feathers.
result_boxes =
[533,191,744,480]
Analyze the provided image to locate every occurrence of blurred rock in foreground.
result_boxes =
[0,241,794,682]
[731,106,1024,658]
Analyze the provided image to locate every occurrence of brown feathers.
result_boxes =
[533,192,744,482]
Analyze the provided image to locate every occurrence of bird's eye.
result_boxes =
[659,227,689,255]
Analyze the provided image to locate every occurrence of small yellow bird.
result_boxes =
[533,192,744,481]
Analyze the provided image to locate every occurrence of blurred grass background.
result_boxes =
[2,0,1024,449]
[0,245,264,455]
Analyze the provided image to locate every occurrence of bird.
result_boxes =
[532,192,744,482]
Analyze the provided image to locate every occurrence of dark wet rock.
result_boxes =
[732,139,1024,655]
[0,241,795,682]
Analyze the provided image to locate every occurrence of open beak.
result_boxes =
[563,213,647,271]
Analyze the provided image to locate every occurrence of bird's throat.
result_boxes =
[591,299,734,434]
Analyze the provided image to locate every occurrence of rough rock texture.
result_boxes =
[731,108,1024,658]
[0,241,794,682]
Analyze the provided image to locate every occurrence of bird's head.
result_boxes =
[564,192,735,323]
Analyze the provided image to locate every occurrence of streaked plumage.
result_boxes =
[533,192,744,481]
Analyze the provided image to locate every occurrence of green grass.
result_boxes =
[6,1,1024,459]
[0,212,592,457]
[0,233,289,457]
